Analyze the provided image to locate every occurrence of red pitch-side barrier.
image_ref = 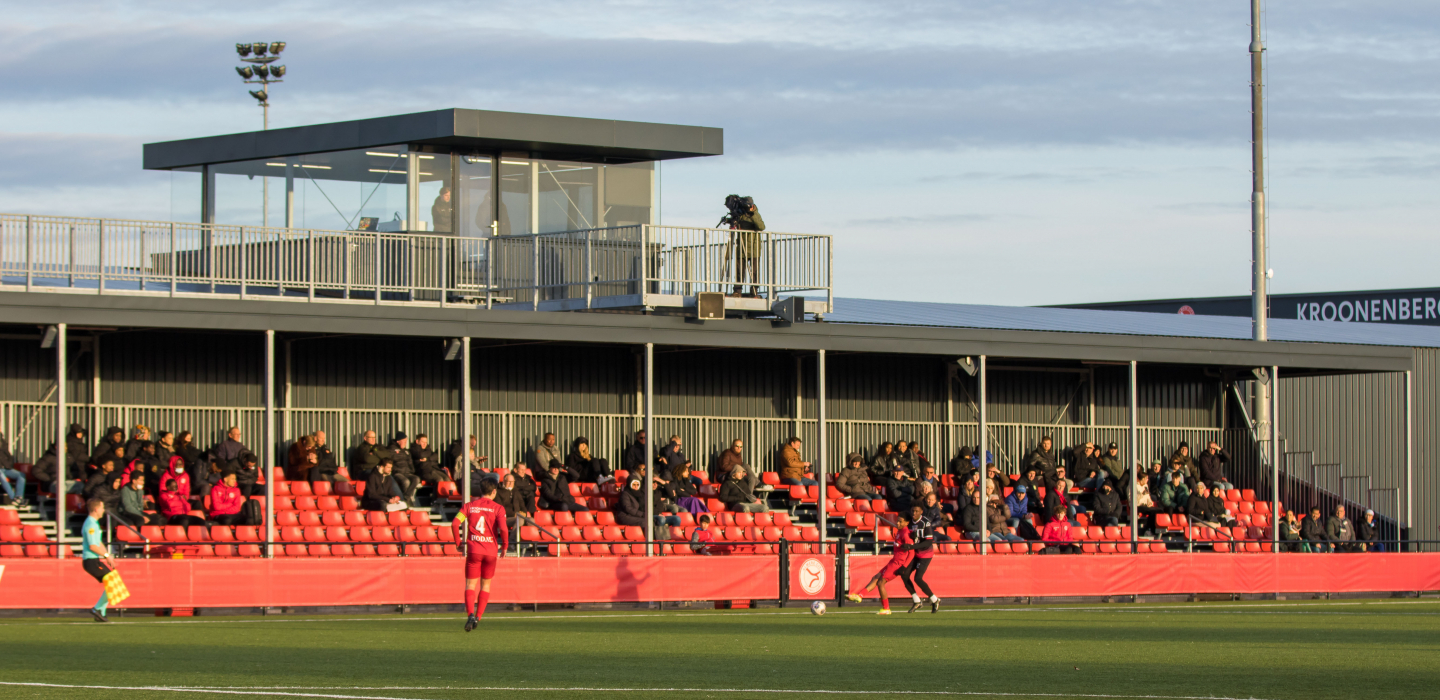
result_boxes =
[1,554,1437,610]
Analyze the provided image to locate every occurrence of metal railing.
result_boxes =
[489,224,833,311]
[0,214,833,312]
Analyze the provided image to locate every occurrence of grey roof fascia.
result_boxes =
[0,292,1411,373]
[143,108,723,170]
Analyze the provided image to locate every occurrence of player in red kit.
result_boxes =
[452,479,508,632]
[846,512,913,615]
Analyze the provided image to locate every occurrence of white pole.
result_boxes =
[1271,365,1280,552]
[1405,369,1413,551]
[978,355,988,554]
[264,330,275,557]
[1129,360,1138,550]
[55,323,67,560]
[644,342,654,556]
[1250,0,1271,433]
[817,350,827,546]
[461,337,472,505]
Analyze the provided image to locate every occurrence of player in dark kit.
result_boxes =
[451,479,508,632]
[900,505,940,613]
[845,512,913,615]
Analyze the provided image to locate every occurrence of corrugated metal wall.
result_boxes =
[101,332,260,406]
[0,337,91,405]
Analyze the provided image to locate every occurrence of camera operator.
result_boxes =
[723,195,765,298]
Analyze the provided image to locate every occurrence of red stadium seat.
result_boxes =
[418,527,439,542]
[1241,489,1255,501]
[624,526,645,542]
[276,511,299,527]
[317,496,340,511]
[0,526,22,542]
[583,525,604,541]
[386,511,409,526]
[350,526,373,542]
[372,526,395,542]
[343,511,367,526]
[289,481,312,497]
[303,526,325,542]
[311,481,332,497]
[1213,542,1231,553]
[553,511,575,527]
[274,481,292,496]
[307,544,331,557]
[396,526,417,541]
[352,544,376,557]
[298,511,323,527]
[339,497,361,511]
[326,527,348,542]
[294,496,318,511]
[236,544,262,557]
[376,544,401,557]
[408,511,431,527]
[321,511,345,526]
[574,512,596,526]
[367,511,389,526]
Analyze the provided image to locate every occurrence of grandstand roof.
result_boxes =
[825,297,1440,350]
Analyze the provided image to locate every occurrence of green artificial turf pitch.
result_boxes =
[0,599,1437,700]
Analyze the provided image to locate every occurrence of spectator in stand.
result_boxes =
[982,462,1010,498]
[362,459,406,512]
[1072,442,1101,489]
[233,452,259,498]
[882,464,916,514]
[1279,509,1304,552]
[1134,468,1161,535]
[447,434,489,477]
[1356,509,1382,552]
[836,453,878,501]
[1198,442,1232,491]
[1040,506,1077,553]
[208,472,247,525]
[689,514,718,554]
[1205,484,1235,527]
[1091,482,1124,527]
[91,426,125,472]
[961,469,983,501]
[615,477,680,528]
[871,442,898,483]
[1098,443,1125,488]
[309,430,341,483]
[154,431,175,466]
[536,460,587,512]
[566,437,611,484]
[1158,471,1190,514]
[409,433,447,483]
[1026,437,1058,481]
[0,431,26,507]
[666,464,706,514]
[494,472,537,547]
[893,440,914,478]
[778,437,816,487]
[986,493,1026,543]
[126,441,164,495]
[1301,506,1330,552]
[1005,484,1034,530]
[655,435,684,481]
[719,466,766,513]
[124,425,151,461]
[1326,505,1356,552]
[117,473,159,528]
[85,458,117,499]
[387,432,418,505]
[1043,466,1081,521]
[1015,465,1043,493]
[622,430,648,472]
[532,433,565,473]
[959,491,987,540]
[1187,483,1222,531]
[288,435,316,480]
[162,456,192,503]
[159,478,203,526]
[213,426,248,470]
[92,471,125,517]
[1170,442,1197,487]
[173,431,202,471]
[29,423,89,519]
[920,490,953,532]
[1145,460,1166,496]
[917,463,941,493]
[911,442,932,475]
[716,439,746,485]
[351,430,385,479]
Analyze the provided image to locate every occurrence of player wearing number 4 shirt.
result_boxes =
[451,479,508,632]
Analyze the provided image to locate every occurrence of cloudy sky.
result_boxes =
[3,1,1438,305]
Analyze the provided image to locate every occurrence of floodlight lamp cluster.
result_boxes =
[234,41,286,106]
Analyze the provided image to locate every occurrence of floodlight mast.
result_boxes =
[235,41,287,227]
[1249,3,1271,437]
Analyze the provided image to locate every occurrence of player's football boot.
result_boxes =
[90,608,109,623]
[845,593,862,603]
[931,599,941,614]
[876,609,892,615]
[464,614,478,632]
[907,602,923,614]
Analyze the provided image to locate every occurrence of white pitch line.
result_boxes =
[0,681,1280,700]
[4,599,1436,627]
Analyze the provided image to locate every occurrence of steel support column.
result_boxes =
[55,323,67,559]
[817,349,828,545]
[644,342,654,556]
[1129,360,1138,550]
[1405,369,1413,550]
[1271,365,1280,552]
[263,330,275,557]
[461,337,472,505]
[978,355,988,553]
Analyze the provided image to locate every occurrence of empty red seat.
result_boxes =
[321,511,345,526]
[574,512,596,526]
[317,496,340,511]
[624,526,645,542]
[334,481,358,497]
[236,544,262,557]
[0,510,19,526]
[1102,526,1121,541]
[25,544,54,557]
[352,544,376,557]
[1214,542,1231,553]
[339,497,361,510]
[289,481,312,497]
[294,496,318,510]
[408,511,431,527]
[302,526,325,542]
[274,481,292,496]
[553,511,575,527]
[349,526,373,541]
[343,511,367,526]
[373,526,396,542]
[376,544,401,557]
[276,511,299,527]
[0,526,22,542]
[582,525,604,541]
[367,511,389,526]
[386,511,409,526]
[418,527,439,542]
[326,527,348,542]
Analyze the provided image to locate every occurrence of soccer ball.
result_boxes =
[810,601,826,616]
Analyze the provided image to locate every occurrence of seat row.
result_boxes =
[531,510,793,528]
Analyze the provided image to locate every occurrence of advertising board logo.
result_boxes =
[1177,305,1195,315]
[798,558,826,595]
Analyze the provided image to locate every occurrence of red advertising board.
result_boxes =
[788,554,836,600]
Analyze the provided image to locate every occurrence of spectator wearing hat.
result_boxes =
[1004,485,1035,531]
[1072,442,1102,489]
[536,460,587,513]
[1091,482,1124,527]
[719,466,766,513]
[1199,442,1233,491]
[1356,509,1382,552]
[387,432,418,505]
[881,463,916,513]
[1098,443,1126,488]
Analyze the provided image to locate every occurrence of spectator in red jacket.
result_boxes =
[1039,506,1077,554]
[689,514,718,555]
[208,472,246,525]
[159,478,204,526]
[162,456,192,502]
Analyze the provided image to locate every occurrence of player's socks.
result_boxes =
[929,595,939,603]
[476,591,491,620]
[911,593,921,603]
[95,591,109,616]
[880,599,889,610]
[464,589,478,616]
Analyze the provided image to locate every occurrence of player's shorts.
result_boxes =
[82,558,112,583]
[464,553,497,580]
[880,557,911,582]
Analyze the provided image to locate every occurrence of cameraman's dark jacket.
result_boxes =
[734,210,765,232]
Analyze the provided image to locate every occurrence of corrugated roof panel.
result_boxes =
[824,297,1440,348]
